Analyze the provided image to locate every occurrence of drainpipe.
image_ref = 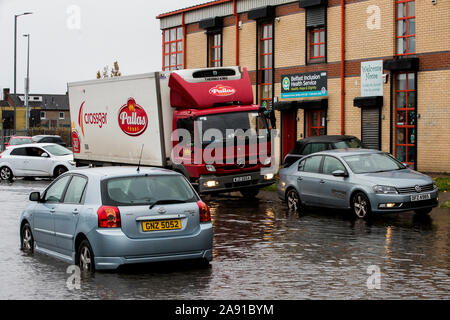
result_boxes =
[340,0,345,135]
[182,12,186,69]
[234,0,239,66]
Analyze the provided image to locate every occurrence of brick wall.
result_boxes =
[161,0,450,172]
[186,31,206,69]
[416,0,450,54]
[416,70,450,172]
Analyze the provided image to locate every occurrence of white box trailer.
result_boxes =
[68,67,275,196]
[68,72,173,167]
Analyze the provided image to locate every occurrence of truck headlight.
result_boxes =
[373,185,398,194]
[204,180,219,188]
[68,160,76,166]
[264,173,274,180]
[206,165,216,172]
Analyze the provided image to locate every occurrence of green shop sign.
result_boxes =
[281,71,328,99]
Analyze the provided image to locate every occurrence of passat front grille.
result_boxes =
[397,184,434,194]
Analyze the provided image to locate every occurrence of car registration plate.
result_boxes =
[410,194,431,202]
[233,176,252,183]
[142,219,181,232]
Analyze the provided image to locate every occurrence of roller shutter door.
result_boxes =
[361,107,380,150]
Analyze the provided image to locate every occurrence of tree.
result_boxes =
[96,61,122,79]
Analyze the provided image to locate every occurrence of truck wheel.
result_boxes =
[240,187,259,199]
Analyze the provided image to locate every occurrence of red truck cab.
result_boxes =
[169,67,275,197]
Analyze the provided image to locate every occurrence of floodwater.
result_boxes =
[0,179,449,299]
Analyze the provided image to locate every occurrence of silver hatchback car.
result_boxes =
[19,167,213,271]
[277,149,439,219]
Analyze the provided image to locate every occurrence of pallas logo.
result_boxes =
[118,98,148,136]
[209,85,236,97]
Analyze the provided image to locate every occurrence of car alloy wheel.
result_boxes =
[0,167,13,181]
[353,192,371,219]
[21,223,34,253]
[54,166,68,178]
[78,240,95,273]
[287,189,301,212]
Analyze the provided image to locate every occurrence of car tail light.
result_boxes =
[97,206,121,228]
[197,201,211,223]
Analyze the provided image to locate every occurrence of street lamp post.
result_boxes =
[23,34,30,131]
[13,12,33,131]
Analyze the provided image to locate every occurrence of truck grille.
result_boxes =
[397,184,434,194]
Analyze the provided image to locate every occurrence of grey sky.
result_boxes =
[0,0,200,95]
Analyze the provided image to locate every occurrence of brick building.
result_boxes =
[157,0,450,173]
[2,88,70,130]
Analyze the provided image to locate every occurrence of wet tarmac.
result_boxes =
[0,179,449,299]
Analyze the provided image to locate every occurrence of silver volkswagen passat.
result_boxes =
[19,167,213,271]
[277,149,439,219]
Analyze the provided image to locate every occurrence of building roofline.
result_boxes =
[156,0,232,19]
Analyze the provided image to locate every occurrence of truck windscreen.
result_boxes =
[196,111,268,143]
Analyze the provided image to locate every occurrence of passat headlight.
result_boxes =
[433,182,438,190]
[373,185,398,194]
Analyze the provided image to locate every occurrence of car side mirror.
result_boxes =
[332,170,348,177]
[41,152,49,158]
[29,192,41,202]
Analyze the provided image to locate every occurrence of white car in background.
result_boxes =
[0,143,76,181]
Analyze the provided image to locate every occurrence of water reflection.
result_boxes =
[0,181,449,299]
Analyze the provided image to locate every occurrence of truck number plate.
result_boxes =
[233,176,252,183]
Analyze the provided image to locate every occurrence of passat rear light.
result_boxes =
[197,201,211,223]
[97,206,121,228]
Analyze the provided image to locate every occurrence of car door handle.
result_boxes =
[320,180,326,184]
[50,208,55,213]
[297,177,303,181]
[72,209,79,215]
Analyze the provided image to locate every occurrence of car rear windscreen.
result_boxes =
[102,175,198,206]
[10,138,32,145]
[333,138,363,149]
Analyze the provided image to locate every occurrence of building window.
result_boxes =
[395,73,416,166]
[163,26,184,71]
[396,0,415,56]
[59,112,65,120]
[40,111,46,120]
[208,33,222,67]
[309,28,325,61]
[259,23,273,110]
[306,110,326,137]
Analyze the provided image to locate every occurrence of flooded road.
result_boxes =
[0,180,449,299]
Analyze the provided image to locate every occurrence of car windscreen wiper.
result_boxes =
[149,199,187,209]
